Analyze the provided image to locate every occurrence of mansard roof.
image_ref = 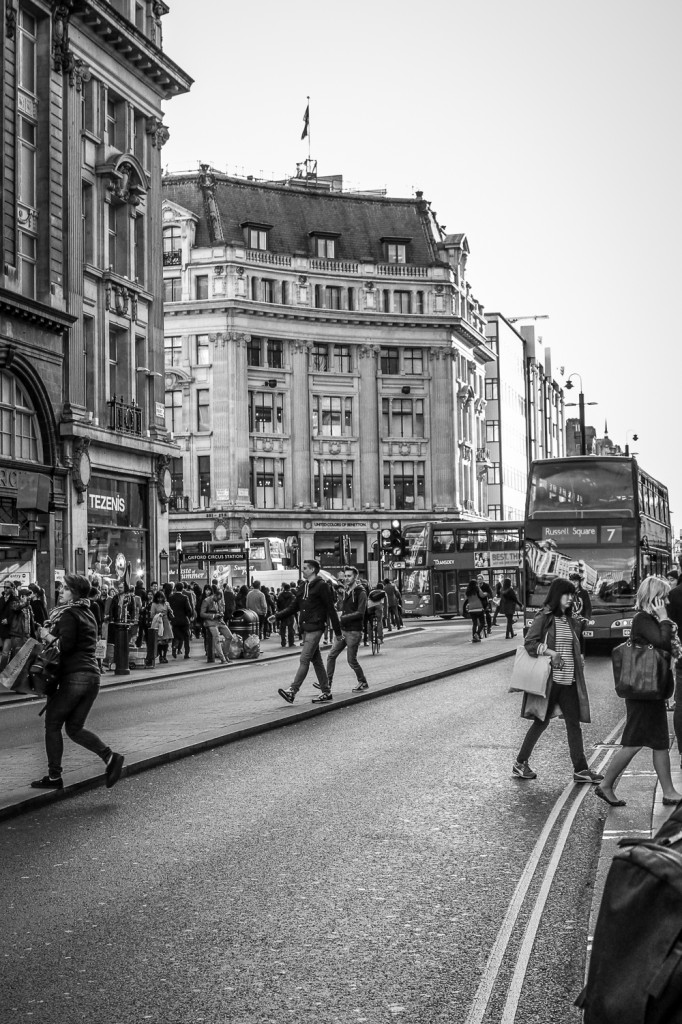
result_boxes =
[162,172,442,265]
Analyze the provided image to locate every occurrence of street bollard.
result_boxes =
[145,628,157,667]
[113,621,130,676]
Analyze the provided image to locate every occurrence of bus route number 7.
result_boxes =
[601,526,622,544]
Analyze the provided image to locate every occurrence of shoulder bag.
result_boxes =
[612,641,673,701]
[509,625,552,696]
[28,638,62,698]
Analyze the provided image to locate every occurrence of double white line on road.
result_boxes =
[464,715,625,1024]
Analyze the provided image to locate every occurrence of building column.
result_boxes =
[358,345,379,506]
[291,341,311,506]
[429,348,456,508]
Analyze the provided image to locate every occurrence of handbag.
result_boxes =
[612,641,673,701]
[94,638,107,660]
[28,638,62,697]
[0,638,41,694]
[509,645,552,696]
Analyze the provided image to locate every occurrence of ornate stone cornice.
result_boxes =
[6,2,17,39]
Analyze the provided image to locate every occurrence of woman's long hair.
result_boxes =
[544,578,576,616]
[465,579,481,598]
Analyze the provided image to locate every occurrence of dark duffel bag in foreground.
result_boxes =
[576,800,682,1023]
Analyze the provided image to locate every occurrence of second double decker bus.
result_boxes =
[524,456,672,640]
[401,520,524,617]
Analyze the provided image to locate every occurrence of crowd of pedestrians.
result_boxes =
[463,574,522,642]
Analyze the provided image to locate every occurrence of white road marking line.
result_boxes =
[463,714,626,1024]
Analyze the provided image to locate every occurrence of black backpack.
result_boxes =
[576,802,682,1023]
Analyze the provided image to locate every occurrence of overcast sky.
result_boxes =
[161,0,681,534]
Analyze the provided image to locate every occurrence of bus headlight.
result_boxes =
[612,618,633,628]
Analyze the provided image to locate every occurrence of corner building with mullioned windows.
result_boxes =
[161,167,495,582]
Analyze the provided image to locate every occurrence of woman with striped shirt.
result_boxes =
[512,578,603,785]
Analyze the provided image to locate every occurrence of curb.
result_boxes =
[0,646,514,822]
[0,627,427,707]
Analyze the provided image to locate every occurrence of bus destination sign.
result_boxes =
[541,525,623,545]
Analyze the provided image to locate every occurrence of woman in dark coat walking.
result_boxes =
[499,578,523,639]
[30,573,124,791]
[596,576,682,807]
[462,579,486,643]
[512,578,603,785]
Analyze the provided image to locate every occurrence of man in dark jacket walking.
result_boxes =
[271,559,341,704]
[326,566,369,692]
[168,581,193,659]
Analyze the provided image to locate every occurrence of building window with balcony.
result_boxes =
[383,461,425,511]
[196,334,210,365]
[250,457,285,508]
[164,335,182,368]
[195,275,208,300]
[198,455,211,505]
[163,226,181,266]
[382,398,424,438]
[380,347,399,374]
[486,420,500,444]
[108,328,119,398]
[385,242,406,264]
[403,348,423,374]
[311,343,329,372]
[394,290,412,314]
[316,237,336,258]
[314,460,353,510]
[197,389,210,431]
[165,390,182,434]
[249,391,283,434]
[312,396,352,437]
[164,276,181,302]
[0,370,42,462]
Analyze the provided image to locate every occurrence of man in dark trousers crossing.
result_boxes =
[271,559,341,704]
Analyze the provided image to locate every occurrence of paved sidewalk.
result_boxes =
[0,622,517,821]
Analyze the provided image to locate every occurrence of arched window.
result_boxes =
[0,371,43,462]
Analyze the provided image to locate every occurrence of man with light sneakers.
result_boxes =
[324,565,370,695]
[271,559,341,704]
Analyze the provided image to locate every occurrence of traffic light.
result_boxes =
[331,535,343,562]
[380,526,394,556]
[389,520,404,558]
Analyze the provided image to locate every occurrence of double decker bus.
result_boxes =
[401,521,524,617]
[524,456,672,640]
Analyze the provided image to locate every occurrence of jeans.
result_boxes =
[367,611,383,640]
[517,680,588,772]
[388,605,402,629]
[505,614,516,638]
[44,673,111,778]
[470,613,485,639]
[206,621,233,662]
[279,617,295,646]
[326,630,366,687]
[291,630,329,694]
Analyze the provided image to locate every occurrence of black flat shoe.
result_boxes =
[30,775,63,790]
[595,786,626,808]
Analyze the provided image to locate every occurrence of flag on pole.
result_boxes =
[301,103,309,140]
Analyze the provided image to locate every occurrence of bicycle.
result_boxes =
[370,613,383,655]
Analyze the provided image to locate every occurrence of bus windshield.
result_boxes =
[528,461,635,517]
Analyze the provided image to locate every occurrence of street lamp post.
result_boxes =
[564,373,598,456]
[625,431,639,457]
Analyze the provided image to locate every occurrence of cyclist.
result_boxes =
[366,582,387,647]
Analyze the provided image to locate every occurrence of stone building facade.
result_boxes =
[0,0,191,593]
[161,168,494,580]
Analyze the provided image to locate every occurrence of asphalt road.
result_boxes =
[0,652,623,1024]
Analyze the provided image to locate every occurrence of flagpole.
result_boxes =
[307,95,311,164]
